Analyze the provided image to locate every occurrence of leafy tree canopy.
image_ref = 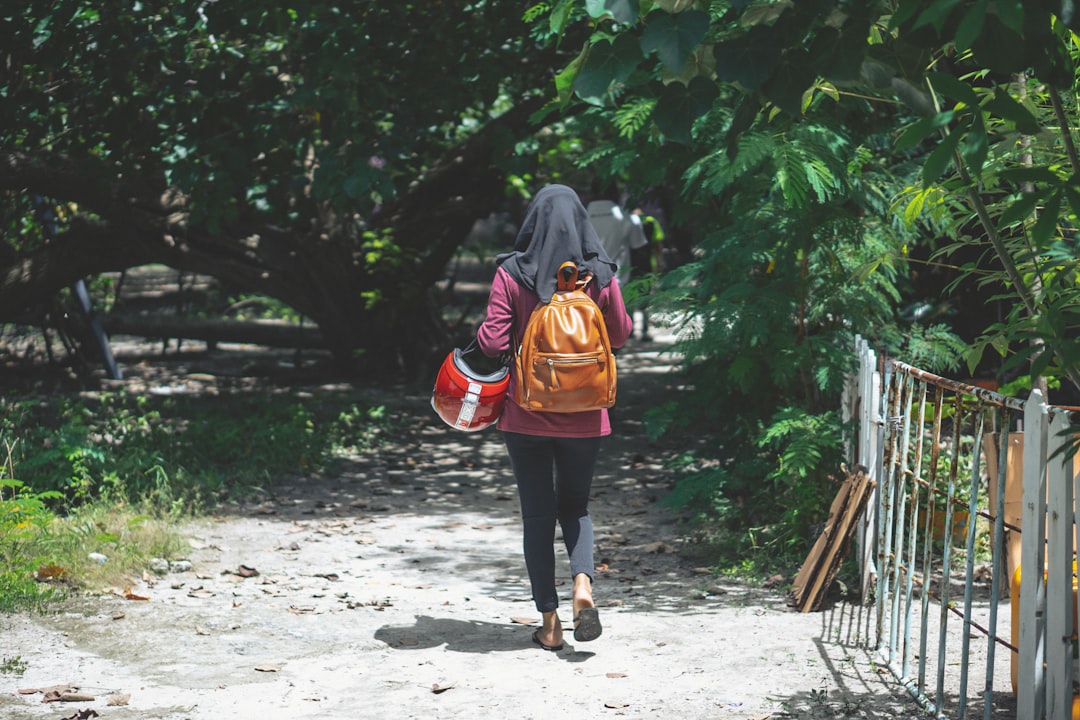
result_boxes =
[0,2,578,372]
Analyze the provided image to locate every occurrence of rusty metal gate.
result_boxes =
[847,336,1079,720]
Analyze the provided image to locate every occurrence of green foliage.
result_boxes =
[526,0,1080,572]
[0,389,392,611]
[0,464,62,612]
[0,656,28,675]
[2,2,542,224]
[0,391,389,512]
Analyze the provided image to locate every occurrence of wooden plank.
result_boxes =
[791,466,856,603]
[802,466,876,612]
[790,464,876,612]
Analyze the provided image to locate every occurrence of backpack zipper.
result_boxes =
[541,356,604,389]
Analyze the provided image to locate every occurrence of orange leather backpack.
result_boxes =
[513,262,617,412]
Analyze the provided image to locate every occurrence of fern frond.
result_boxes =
[614,98,656,140]
[774,144,810,208]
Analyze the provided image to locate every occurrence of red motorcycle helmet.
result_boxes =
[431,340,510,432]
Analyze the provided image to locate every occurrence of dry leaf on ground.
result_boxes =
[43,688,96,702]
[60,710,99,720]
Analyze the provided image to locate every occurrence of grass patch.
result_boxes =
[0,655,28,676]
[0,387,393,612]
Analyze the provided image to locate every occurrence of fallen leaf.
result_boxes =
[123,588,150,601]
[254,664,281,672]
[43,688,96,702]
[510,617,537,625]
[471,524,493,530]
[606,672,628,678]
[314,572,340,581]
[288,605,317,614]
[35,563,67,581]
[642,541,673,554]
[60,710,99,720]
[106,692,131,706]
[431,681,456,694]
[112,613,126,620]
[188,588,215,599]
[236,564,260,577]
[604,701,630,709]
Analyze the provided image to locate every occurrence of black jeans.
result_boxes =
[502,432,601,613]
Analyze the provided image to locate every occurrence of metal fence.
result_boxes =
[846,336,1079,720]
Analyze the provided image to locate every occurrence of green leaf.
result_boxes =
[914,0,963,32]
[712,25,782,89]
[895,111,955,152]
[556,45,591,108]
[550,0,575,40]
[995,0,1024,33]
[762,49,818,117]
[653,0,702,12]
[1063,182,1080,218]
[998,167,1062,185]
[652,76,719,144]
[640,9,710,73]
[810,23,871,83]
[586,0,640,23]
[585,0,608,17]
[574,34,642,100]
[922,126,963,184]
[971,14,1025,74]
[927,71,979,109]
[996,193,1040,229]
[1030,190,1062,248]
[607,0,640,24]
[953,0,986,51]
[984,88,1041,134]
[960,119,989,176]
[889,0,923,30]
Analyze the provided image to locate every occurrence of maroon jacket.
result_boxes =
[477,266,633,437]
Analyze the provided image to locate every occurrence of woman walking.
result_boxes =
[476,184,633,651]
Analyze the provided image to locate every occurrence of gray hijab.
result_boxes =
[496,184,617,303]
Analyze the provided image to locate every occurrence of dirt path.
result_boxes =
[1,334,925,720]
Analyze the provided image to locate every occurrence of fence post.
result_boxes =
[1017,390,1048,720]
[1046,409,1074,720]
[857,337,880,601]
